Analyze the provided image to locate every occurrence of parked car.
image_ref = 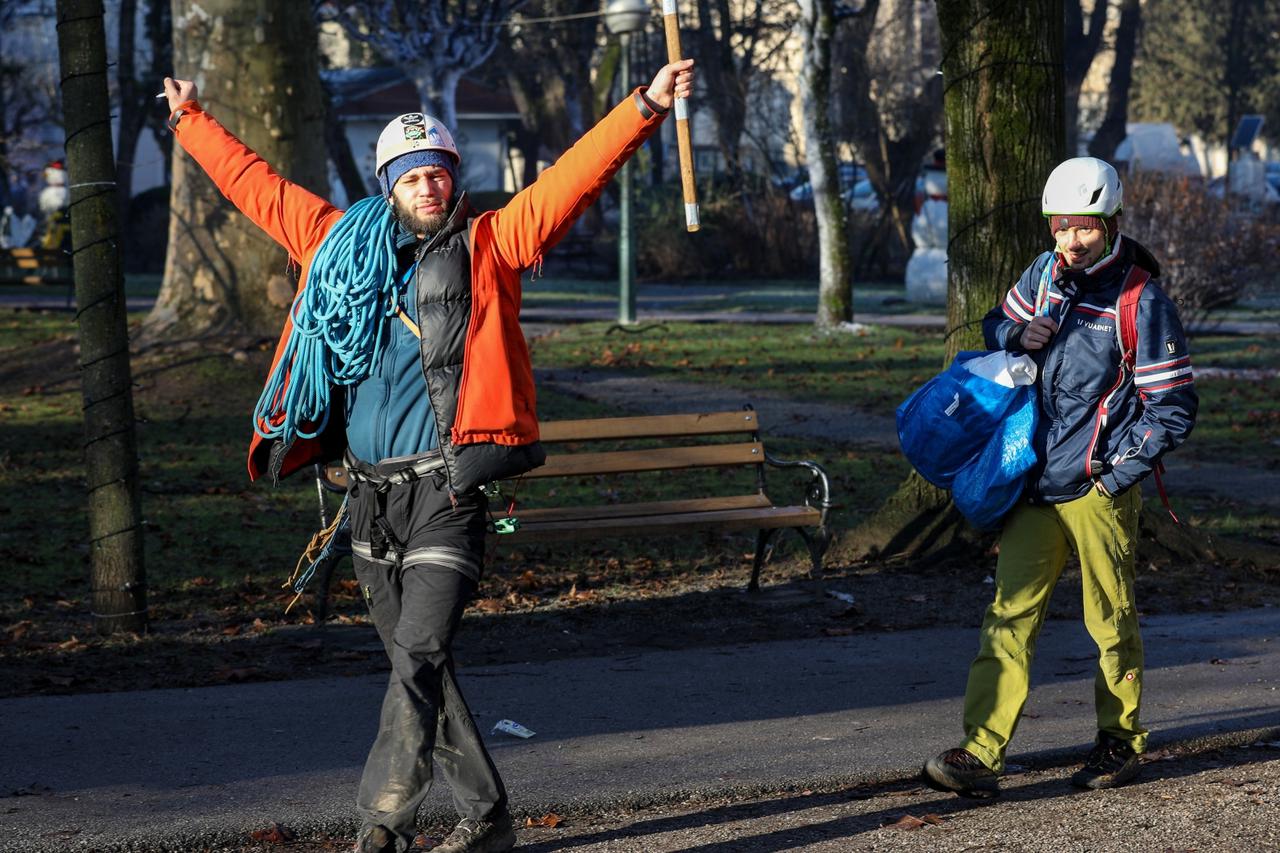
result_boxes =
[788,162,879,211]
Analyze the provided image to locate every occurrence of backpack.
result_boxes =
[1037,261,1179,522]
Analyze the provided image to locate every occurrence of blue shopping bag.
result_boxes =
[951,391,1039,530]
[896,351,1034,489]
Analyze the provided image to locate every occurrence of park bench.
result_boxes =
[307,407,833,618]
[0,247,72,287]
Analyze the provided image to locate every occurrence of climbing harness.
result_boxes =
[252,195,402,444]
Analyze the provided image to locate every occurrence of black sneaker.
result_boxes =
[1071,734,1141,790]
[353,824,395,853]
[432,808,517,853]
[922,748,1000,798]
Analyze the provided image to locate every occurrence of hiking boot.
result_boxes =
[922,748,1000,799]
[1071,734,1141,790]
[432,809,517,853]
[353,824,396,853]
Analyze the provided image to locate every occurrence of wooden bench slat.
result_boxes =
[538,410,758,442]
[527,441,764,478]
[513,494,772,523]
[497,504,821,541]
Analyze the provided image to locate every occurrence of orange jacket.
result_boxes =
[172,91,664,481]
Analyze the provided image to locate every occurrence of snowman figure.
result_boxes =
[39,160,71,251]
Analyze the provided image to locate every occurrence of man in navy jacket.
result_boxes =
[923,157,1197,798]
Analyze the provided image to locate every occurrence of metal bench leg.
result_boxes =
[795,525,831,580]
[748,528,781,592]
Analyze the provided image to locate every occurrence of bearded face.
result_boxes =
[389,165,455,237]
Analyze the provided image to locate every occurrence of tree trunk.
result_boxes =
[798,0,851,328]
[847,0,1065,561]
[55,0,147,635]
[694,0,748,180]
[324,86,370,203]
[145,0,328,341]
[1087,0,1140,161]
[1063,0,1108,157]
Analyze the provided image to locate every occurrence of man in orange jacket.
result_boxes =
[163,59,693,853]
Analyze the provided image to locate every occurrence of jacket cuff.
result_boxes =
[167,99,202,132]
[1100,470,1125,496]
[633,87,669,120]
[1004,324,1026,352]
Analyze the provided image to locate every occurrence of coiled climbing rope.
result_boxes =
[253,196,400,442]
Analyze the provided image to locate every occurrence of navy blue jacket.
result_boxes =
[983,236,1197,503]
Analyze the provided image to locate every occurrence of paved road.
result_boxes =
[4,291,1275,336]
[2,609,1277,852]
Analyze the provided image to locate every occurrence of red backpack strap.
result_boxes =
[1117,266,1180,523]
[1116,265,1149,370]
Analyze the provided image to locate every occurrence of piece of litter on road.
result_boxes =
[492,719,536,738]
[982,575,994,584]
[825,590,856,604]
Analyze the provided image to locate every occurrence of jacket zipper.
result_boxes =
[414,198,469,507]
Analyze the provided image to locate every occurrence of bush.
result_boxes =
[1122,172,1280,323]
[634,182,818,279]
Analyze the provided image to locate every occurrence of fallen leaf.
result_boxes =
[885,815,927,830]
[473,598,505,613]
[221,624,243,636]
[248,822,295,844]
[5,620,33,640]
[524,812,564,829]
[189,576,215,587]
[57,636,84,651]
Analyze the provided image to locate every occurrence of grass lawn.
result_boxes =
[0,307,1276,697]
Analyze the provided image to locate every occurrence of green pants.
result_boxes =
[959,486,1147,772]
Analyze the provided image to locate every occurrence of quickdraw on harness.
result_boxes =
[482,480,522,535]
[253,195,402,444]
[1035,261,1179,523]
[282,495,349,614]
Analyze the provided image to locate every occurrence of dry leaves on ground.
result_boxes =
[883,813,944,830]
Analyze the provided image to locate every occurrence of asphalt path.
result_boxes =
[3,291,1276,336]
[2,609,1277,852]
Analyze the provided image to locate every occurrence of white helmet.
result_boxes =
[1041,157,1122,218]
[374,112,460,177]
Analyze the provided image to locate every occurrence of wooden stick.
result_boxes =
[662,0,700,232]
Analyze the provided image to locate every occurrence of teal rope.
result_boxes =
[253,196,399,442]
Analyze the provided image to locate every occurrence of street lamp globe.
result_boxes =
[604,0,649,35]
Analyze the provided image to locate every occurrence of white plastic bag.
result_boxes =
[961,350,1038,388]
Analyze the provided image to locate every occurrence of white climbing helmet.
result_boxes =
[374,112,460,177]
[1041,157,1123,218]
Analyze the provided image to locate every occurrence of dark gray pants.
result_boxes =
[348,470,505,849]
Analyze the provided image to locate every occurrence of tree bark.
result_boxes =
[1087,0,1139,161]
[55,0,147,635]
[798,0,851,328]
[145,0,328,341]
[847,0,1065,561]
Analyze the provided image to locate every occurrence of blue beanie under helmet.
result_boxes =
[378,149,459,199]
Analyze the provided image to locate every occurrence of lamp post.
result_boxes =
[605,0,648,325]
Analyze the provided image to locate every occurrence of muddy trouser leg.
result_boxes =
[349,477,505,849]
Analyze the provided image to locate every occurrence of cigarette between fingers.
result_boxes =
[155,93,167,99]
